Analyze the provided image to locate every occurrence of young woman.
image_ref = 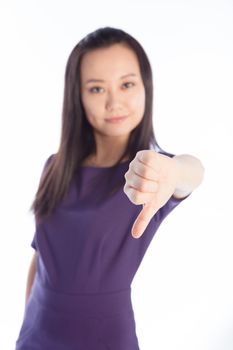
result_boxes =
[15,26,204,350]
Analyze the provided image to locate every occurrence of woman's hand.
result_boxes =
[123,150,179,239]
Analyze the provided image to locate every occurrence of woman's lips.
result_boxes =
[105,116,128,123]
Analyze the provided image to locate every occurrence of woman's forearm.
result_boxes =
[25,252,37,307]
[173,154,205,198]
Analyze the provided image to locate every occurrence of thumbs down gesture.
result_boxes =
[123,150,179,239]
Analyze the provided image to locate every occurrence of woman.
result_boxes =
[15,26,204,350]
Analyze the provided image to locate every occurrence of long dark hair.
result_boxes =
[29,26,174,225]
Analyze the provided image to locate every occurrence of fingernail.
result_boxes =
[132,232,141,239]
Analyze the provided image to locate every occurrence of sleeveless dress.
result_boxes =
[15,154,191,350]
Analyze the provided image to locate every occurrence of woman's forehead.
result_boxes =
[80,45,140,81]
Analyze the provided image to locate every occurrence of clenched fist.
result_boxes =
[123,150,180,239]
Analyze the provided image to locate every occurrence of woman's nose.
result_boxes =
[105,90,123,111]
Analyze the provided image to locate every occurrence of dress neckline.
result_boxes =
[79,159,130,170]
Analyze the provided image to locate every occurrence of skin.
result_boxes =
[80,43,146,166]
[25,251,37,307]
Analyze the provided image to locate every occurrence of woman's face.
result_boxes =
[80,43,146,139]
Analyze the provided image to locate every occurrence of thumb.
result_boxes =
[131,202,158,239]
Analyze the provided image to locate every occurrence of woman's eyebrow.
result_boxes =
[85,73,137,85]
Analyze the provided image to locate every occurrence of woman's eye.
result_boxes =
[89,87,103,93]
[123,82,135,89]
[89,82,135,94]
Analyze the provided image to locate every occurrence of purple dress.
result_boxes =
[15,154,191,350]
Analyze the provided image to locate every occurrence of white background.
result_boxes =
[0,0,233,349]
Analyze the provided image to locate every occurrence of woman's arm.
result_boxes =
[25,251,37,307]
[124,151,205,238]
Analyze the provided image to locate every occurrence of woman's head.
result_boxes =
[80,43,146,156]
[30,27,171,223]
[62,26,156,163]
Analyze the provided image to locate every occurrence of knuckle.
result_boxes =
[129,162,133,169]
[123,184,128,194]
[127,189,137,204]
[132,191,140,204]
